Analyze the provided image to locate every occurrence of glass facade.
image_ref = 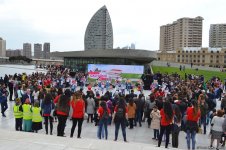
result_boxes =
[64,57,150,72]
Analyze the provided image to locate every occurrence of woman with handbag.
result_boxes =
[41,93,55,135]
[186,100,201,150]
[209,109,225,150]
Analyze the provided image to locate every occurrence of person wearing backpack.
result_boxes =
[113,98,128,142]
[97,101,111,140]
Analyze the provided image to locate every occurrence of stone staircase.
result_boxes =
[0,129,180,150]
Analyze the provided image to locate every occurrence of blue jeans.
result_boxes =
[115,119,126,141]
[135,110,142,126]
[97,125,104,138]
[98,119,108,139]
[154,129,159,139]
[1,101,8,114]
[199,115,206,134]
[186,130,196,150]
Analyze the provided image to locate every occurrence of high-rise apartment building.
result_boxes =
[84,5,113,50]
[209,24,226,48]
[34,43,42,59]
[160,16,203,51]
[0,37,6,57]
[43,42,50,59]
[6,49,22,57]
[23,43,32,58]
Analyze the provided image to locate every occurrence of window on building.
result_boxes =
[178,55,180,57]
[202,60,205,63]
[203,55,205,57]
[217,51,219,53]
[216,55,219,58]
[194,60,196,62]
[211,55,213,58]
[211,51,213,53]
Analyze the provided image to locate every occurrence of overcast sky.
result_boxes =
[0,0,225,52]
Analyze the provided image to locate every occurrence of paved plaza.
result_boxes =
[0,89,221,150]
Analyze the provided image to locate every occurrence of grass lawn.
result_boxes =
[152,66,226,81]
[121,73,142,79]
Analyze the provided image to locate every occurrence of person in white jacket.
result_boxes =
[150,105,161,140]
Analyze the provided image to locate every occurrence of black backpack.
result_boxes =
[102,109,109,120]
[115,107,125,120]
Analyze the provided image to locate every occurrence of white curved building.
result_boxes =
[84,5,113,50]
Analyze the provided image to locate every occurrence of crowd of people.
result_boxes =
[0,65,226,150]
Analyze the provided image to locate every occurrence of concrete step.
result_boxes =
[0,129,179,150]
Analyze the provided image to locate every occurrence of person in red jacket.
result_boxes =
[70,92,85,138]
[97,100,111,140]
[158,101,174,148]
[186,100,201,150]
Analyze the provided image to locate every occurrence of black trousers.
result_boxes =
[70,118,84,138]
[57,115,67,136]
[158,125,171,148]
[172,130,180,148]
[15,118,23,131]
[128,118,134,129]
[44,116,53,134]
[9,89,13,101]
[1,101,8,114]
[87,114,93,123]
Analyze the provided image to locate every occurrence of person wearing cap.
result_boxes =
[13,98,23,131]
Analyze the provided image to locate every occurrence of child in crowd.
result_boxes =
[13,98,23,131]
[22,98,32,132]
[31,101,43,133]
[150,105,161,140]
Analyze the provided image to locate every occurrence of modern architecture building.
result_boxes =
[0,37,6,57]
[6,49,22,57]
[51,49,156,71]
[51,6,156,72]
[160,16,203,51]
[43,42,50,59]
[157,47,226,67]
[209,24,226,48]
[34,43,42,59]
[84,5,113,50]
[23,43,32,58]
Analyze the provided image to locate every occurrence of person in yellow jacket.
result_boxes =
[14,98,23,131]
[22,98,32,132]
[31,101,43,133]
